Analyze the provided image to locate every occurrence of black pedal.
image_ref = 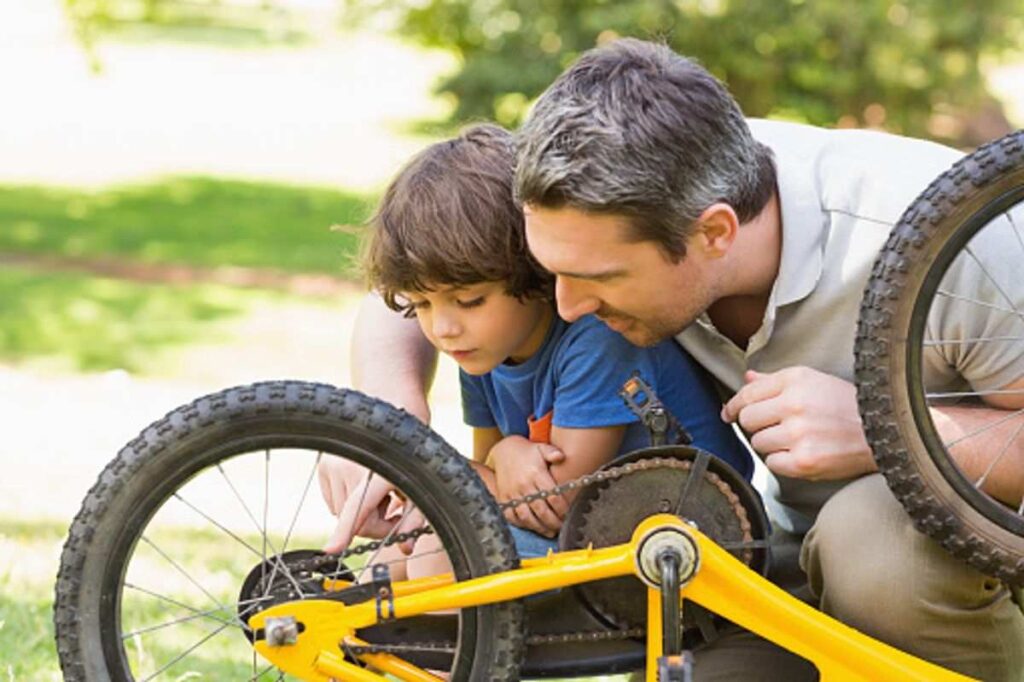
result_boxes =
[619,372,692,446]
[658,651,695,682]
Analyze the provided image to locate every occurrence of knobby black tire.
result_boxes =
[54,381,524,681]
[856,130,1024,584]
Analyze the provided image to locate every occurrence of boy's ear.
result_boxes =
[691,202,739,258]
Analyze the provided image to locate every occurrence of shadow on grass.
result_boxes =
[0,176,374,277]
[0,266,263,373]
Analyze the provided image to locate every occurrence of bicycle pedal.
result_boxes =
[657,650,694,682]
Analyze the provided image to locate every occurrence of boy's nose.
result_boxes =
[555,278,599,322]
[432,314,461,339]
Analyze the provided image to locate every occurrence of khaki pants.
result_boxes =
[684,474,1024,681]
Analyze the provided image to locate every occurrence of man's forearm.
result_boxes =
[350,293,438,424]
[931,404,1024,506]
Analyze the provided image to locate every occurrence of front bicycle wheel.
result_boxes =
[857,130,1024,584]
[54,381,524,681]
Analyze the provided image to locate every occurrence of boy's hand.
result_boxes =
[319,459,425,554]
[490,436,568,537]
[721,367,875,481]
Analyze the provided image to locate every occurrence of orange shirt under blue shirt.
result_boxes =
[460,314,752,479]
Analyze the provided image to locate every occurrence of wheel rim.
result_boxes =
[905,183,1024,538]
[98,435,475,680]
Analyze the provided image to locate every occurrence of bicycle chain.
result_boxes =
[344,626,648,656]
[276,456,753,653]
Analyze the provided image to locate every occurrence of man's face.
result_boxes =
[524,205,716,346]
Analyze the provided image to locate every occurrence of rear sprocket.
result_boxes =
[558,447,769,629]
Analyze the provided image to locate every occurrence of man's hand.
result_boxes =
[721,367,876,481]
[319,459,425,554]
[490,436,568,537]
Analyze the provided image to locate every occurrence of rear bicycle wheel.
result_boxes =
[857,130,1024,584]
[54,381,524,680]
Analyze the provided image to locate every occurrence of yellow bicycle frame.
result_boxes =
[249,514,975,682]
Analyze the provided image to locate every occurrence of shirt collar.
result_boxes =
[751,119,828,309]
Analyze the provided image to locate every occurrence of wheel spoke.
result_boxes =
[972,418,1024,491]
[942,405,1024,450]
[121,589,270,638]
[262,449,270,592]
[248,663,279,681]
[122,581,259,635]
[935,289,1020,316]
[926,387,1024,400]
[923,334,1024,347]
[357,498,421,584]
[217,460,307,599]
[138,620,234,682]
[139,535,240,627]
[964,245,1024,325]
[171,492,269,561]
[278,451,323,556]
[335,469,377,579]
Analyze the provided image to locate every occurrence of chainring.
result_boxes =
[238,549,354,641]
[558,446,769,629]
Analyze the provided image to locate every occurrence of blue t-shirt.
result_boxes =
[461,314,752,479]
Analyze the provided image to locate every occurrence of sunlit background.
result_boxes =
[1,0,1022,677]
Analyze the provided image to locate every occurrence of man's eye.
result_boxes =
[457,297,485,308]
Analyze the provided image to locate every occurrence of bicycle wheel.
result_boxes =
[54,381,524,681]
[857,130,1024,584]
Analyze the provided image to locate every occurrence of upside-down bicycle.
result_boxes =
[54,130,1024,681]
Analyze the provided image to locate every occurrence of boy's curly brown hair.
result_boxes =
[365,124,553,316]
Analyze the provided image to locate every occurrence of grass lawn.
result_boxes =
[0,265,279,373]
[1,516,629,681]
[0,175,373,372]
[0,176,373,277]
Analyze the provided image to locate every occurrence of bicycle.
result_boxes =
[53,129,1024,681]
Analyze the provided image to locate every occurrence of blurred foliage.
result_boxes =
[345,0,1024,145]
[63,0,312,57]
[0,267,254,372]
[0,177,371,277]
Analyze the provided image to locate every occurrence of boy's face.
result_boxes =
[524,204,716,346]
[403,281,553,375]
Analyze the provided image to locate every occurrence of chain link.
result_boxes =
[277,456,754,656]
[292,457,677,575]
[344,625,649,656]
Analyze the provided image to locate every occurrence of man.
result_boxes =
[345,39,1024,679]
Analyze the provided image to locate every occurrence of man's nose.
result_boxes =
[555,278,599,322]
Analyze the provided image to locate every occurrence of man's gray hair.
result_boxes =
[515,38,775,259]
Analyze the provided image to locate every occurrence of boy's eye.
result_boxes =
[456,296,485,308]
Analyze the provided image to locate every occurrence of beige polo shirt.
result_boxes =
[675,119,999,534]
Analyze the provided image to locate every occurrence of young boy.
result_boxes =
[322,123,752,561]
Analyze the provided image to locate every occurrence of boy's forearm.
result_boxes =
[350,293,438,424]
[547,425,625,484]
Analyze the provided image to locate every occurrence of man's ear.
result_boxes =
[691,202,739,258]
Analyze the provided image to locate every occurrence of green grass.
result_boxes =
[0,516,314,680]
[2,516,630,679]
[0,517,65,680]
[0,265,264,372]
[0,176,373,276]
